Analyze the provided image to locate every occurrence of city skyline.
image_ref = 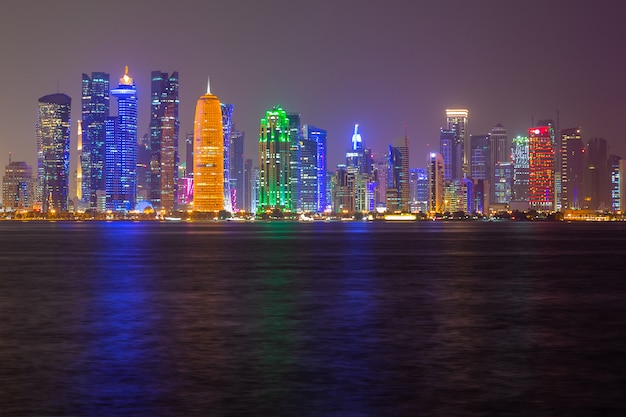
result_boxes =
[1,1,625,173]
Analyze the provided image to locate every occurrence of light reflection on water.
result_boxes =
[0,221,626,416]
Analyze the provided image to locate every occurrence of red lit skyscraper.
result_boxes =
[528,126,555,211]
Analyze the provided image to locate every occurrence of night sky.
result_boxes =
[1,0,624,174]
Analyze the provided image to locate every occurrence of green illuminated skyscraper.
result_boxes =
[258,106,292,212]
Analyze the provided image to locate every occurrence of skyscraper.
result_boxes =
[230,128,245,212]
[585,137,610,210]
[619,159,626,214]
[446,109,469,176]
[428,152,445,214]
[512,135,530,203]
[37,93,71,213]
[75,120,83,205]
[302,125,327,212]
[489,124,509,202]
[528,126,555,211]
[108,66,138,211]
[287,113,302,211]
[299,133,318,213]
[150,71,179,212]
[2,158,34,211]
[387,135,410,212]
[185,132,194,178]
[243,158,253,213]
[345,124,372,212]
[489,124,509,166]
[409,167,428,213]
[258,106,291,212]
[81,72,110,209]
[221,103,234,212]
[193,78,224,213]
[609,154,621,213]
[136,133,151,203]
[440,128,461,181]
[469,134,490,181]
[560,128,584,209]
[493,162,513,204]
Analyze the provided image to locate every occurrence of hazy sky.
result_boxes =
[1,0,625,173]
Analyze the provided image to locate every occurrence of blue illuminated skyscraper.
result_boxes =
[37,93,71,214]
[609,154,621,212]
[108,66,137,211]
[230,128,245,211]
[301,125,327,212]
[221,103,234,212]
[440,128,461,181]
[410,168,428,213]
[150,71,179,212]
[387,135,410,212]
[81,72,110,209]
[469,134,490,181]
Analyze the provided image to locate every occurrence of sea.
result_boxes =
[0,220,625,417]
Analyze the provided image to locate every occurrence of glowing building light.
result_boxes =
[193,76,224,212]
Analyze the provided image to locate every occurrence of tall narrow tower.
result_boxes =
[428,152,445,214]
[221,103,234,212]
[258,106,291,212]
[37,93,71,213]
[560,127,583,209]
[446,109,469,177]
[76,120,83,203]
[387,135,410,212]
[193,77,224,212]
[81,72,110,209]
[109,66,138,211]
[528,126,555,211]
[150,71,179,212]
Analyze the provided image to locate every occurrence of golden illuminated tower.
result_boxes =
[76,119,83,202]
[193,77,224,212]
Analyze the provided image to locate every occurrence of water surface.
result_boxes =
[1,221,625,416]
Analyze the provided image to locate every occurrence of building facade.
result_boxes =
[512,135,529,203]
[221,103,234,212]
[428,152,445,214]
[37,93,71,213]
[81,72,110,209]
[560,128,584,209]
[387,136,410,212]
[489,124,509,202]
[584,137,610,210]
[528,126,555,211]
[193,79,224,212]
[258,106,292,212]
[108,67,138,211]
[149,71,179,212]
[446,109,469,176]
[230,129,245,211]
[2,159,34,211]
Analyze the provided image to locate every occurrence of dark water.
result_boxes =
[1,220,626,416]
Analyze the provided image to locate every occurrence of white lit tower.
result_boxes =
[446,109,469,177]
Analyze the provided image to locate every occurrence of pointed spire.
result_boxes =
[206,75,211,95]
[351,124,362,151]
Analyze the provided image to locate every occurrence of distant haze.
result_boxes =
[1,0,624,175]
